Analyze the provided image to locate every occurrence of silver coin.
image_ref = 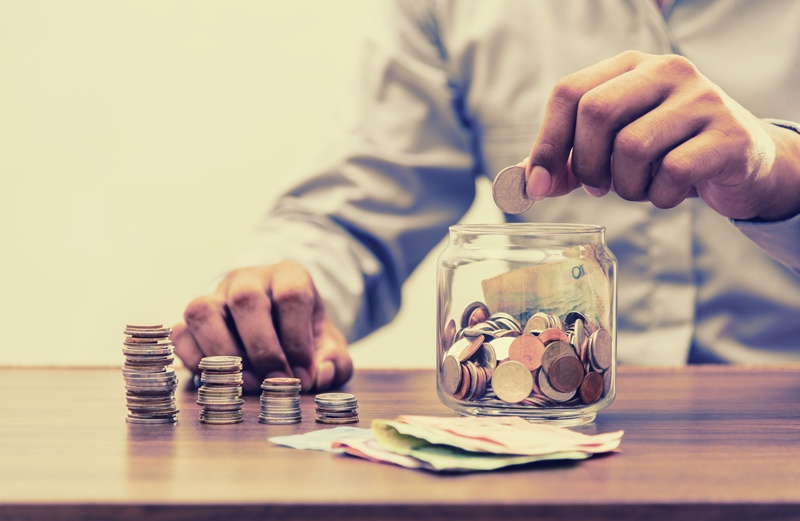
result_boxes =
[491,165,533,214]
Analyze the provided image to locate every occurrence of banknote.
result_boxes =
[271,415,622,473]
[269,426,373,452]
[481,245,612,330]
[389,415,623,455]
[365,420,591,472]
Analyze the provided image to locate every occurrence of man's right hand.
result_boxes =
[171,260,353,394]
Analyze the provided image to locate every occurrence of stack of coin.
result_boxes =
[441,301,613,408]
[314,393,359,424]
[122,323,179,424]
[196,356,244,425]
[259,377,302,425]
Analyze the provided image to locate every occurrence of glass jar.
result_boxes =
[436,223,617,425]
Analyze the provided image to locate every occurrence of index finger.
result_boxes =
[526,51,644,198]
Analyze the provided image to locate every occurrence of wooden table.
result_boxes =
[1,365,799,521]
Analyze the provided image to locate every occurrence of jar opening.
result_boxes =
[450,223,605,236]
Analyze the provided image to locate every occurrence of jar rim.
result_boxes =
[450,223,605,235]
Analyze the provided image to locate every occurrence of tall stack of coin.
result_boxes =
[196,356,244,425]
[440,302,613,409]
[122,323,179,424]
[315,393,359,424]
[259,377,302,425]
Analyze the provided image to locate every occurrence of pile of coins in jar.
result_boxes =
[440,301,612,407]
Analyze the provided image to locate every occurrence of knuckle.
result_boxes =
[657,54,697,78]
[170,322,187,340]
[694,88,725,110]
[614,128,655,160]
[273,284,315,310]
[577,93,613,126]
[618,49,646,63]
[650,194,680,210]
[183,296,222,325]
[659,155,694,184]
[228,287,265,313]
[550,78,583,110]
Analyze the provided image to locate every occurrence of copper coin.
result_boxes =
[468,307,490,327]
[453,364,472,400]
[443,319,457,351]
[541,340,577,373]
[492,165,533,214]
[460,301,489,328]
[548,355,585,393]
[508,335,546,371]
[537,328,569,346]
[579,371,603,404]
[537,368,576,403]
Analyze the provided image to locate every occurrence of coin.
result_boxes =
[508,335,546,371]
[492,165,533,214]
[579,371,604,404]
[523,312,550,334]
[488,336,515,361]
[122,323,178,424]
[441,355,462,395]
[537,367,577,403]
[197,355,244,424]
[547,355,585,393]
[541,340,577,373]
[443,319,457,351]
[491,361,533,404]
[589,328,613,370]
[537,328,569,345]
[460,301,490,328]
[259,377,302,425]
[314,392,359,424]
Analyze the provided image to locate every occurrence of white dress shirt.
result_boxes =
[232,0,800,365]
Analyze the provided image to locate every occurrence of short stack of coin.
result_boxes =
[315,393,359,424]
[122,323,179,424]
[259,377,302,425]
[196,356,244,425]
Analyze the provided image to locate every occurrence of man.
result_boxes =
[171,1,800,393]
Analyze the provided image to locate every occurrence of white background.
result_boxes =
[0,1,499,369]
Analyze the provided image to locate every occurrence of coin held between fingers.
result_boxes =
[492,166,534,214]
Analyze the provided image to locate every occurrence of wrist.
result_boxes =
[752,120,800,222]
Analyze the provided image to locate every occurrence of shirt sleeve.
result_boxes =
[733,213,800,276]
[229,0,478,342]
[731,118,800,276]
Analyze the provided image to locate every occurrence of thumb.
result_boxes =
[313,318,353,391]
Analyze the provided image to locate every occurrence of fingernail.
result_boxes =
[315,361,336,390]
[242,370,261,393]
[583,184,605,197]
[527,165,551,200]
[292,366,312,392]
[267,370,288,379]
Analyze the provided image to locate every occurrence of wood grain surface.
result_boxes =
[1,365,799,521]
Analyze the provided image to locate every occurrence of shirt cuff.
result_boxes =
[763,118,800,135]
[733,212,800,275]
